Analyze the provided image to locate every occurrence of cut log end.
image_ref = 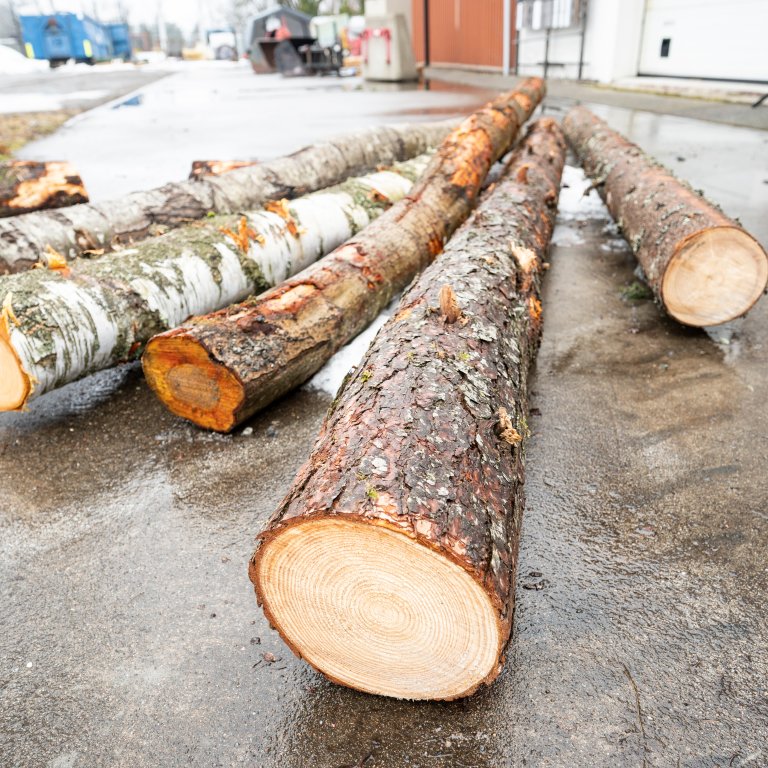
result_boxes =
[661,227,768,327]
[142,335,244,432]
[0,333,30,411]
[253,518,502,701]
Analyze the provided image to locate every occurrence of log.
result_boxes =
[0,161,88,218]
[0,120,456,275]
[0,154,430,411]
[142,78,545,433]
[249,118,566,701]
[562,106,768,327]
[189,160,258,180]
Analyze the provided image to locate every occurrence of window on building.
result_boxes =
[660,38,671,57]
[518,0,584,31]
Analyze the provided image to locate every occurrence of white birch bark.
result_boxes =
[0,121,456,274]
[0,153,430,410]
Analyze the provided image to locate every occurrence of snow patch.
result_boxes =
[600,239,630,253]
[0,90,108,114]
[306,295,401,396]
[551,223,585,246]
[0,45,47,75]
[557,164,611,221]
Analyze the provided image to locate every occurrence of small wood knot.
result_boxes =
[516,165,530,184]
[496,407,523,446]
[439,284,462,324]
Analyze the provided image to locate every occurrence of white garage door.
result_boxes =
[639,0,768,82]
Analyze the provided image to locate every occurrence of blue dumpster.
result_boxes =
[106,23,132,61]
[20,13,114,66]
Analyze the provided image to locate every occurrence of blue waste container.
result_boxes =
[20,13,114,67]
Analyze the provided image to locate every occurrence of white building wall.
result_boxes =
[516,0,768,84]
[638,0,768,82]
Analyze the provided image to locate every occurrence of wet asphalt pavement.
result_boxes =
[0,65,170,113]
[1,64,767,767]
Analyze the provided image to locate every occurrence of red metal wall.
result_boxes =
[411,0,516,70]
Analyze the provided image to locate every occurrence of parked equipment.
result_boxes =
[245,8,312,73]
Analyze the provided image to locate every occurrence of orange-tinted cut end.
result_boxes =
[0,332,30,411]
[142,335,245,432]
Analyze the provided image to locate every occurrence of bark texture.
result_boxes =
[0,161,88,218]
[143,78,545,433]
[0,120,456,274]
[189,161,258,180]
[0,154,430,410]
[249,118,566,701]
[563,106,768,326]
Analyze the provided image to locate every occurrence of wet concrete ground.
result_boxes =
[13,62,493,201]
[425,67,768,131]
[1,66,767,767]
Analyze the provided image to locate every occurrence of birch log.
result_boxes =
[0,120,455,274]
[0,161,88,218]
[142,78,545,432]
[0,154,430,411]
[250,118,566,701]
[563,106,768,326]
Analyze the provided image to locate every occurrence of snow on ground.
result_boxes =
[550,223,585,246]
[0,44,47,75]
[551,163,615,248]
[306,294,402,397]
[0,90,109,113]
[556,164,611,221]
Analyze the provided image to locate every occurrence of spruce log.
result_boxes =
[189,160,258,180]
[0,161,88,218]
[0,154,430,411]
[249,118,566,701]
[563,106,768,327]
[142,78,545,433]
[0,120,456,275]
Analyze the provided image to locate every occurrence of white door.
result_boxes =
[638,0,768,82]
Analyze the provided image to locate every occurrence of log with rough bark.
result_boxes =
[0,161,88,218]
[0,120,456,274]
[563,106,768,327]
[142,78,545,432]
[0,154,430,412]
[189,160,258,180]
[249,118,566,701]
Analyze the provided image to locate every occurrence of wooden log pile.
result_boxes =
[0,160,88,218]
[142,77,546,432]
[0,120,456,274]
[0,154,430,411]
[2,89,767,706]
